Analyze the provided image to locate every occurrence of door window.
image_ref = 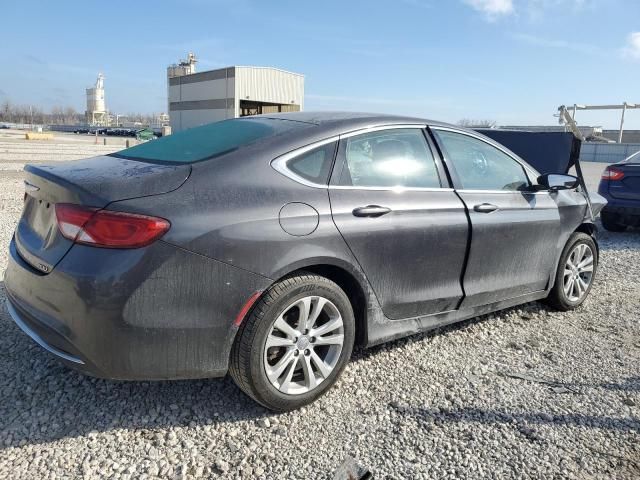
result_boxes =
[433,130,530,191]
[286,142,337,184]
[337,129,441,188]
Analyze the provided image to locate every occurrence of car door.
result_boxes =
[431,127,561,308]
[329,126,469,320]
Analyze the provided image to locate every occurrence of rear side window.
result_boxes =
[112,118,310,164]
[337,128,441,188]
[433,130,530,191]
[286,142,337,184]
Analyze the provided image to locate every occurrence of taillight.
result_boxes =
[601,166,625,181]
[55,203,170,248]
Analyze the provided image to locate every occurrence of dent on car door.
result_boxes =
[431,128,561,308]
[328,127,469,320]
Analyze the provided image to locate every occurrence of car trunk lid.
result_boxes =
[15,155,190,273]
[608,162,640,201]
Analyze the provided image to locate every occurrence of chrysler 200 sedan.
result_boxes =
[5,112,605,411]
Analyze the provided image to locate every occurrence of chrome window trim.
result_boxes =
[271,135,340,189]
[329,186,454,192]
[430,126,541,181]
[338,124,428,139]
[270,124,457,192]
[456,189,550,195]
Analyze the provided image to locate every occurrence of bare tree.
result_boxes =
[0,101,153,126]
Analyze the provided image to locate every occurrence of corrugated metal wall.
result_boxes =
[168,66,304,131]
[235,67,304,114]
[580,143,640,163]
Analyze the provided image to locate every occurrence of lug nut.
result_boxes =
[294,350,299,356]
[304,349,310,356]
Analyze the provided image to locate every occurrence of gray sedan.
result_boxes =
[4,112,605,411]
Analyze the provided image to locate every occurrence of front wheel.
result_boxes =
[545,232,598,311]
[229,273,355,411]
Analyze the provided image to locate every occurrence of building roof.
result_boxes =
[185,65,304,77]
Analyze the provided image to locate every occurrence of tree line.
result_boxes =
[0,101,158,126]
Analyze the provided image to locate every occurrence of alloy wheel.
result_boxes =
[563,243,594,302]
[263,295,344,395]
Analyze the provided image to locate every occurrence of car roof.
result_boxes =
[256,111,455,132]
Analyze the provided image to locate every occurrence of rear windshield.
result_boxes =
[623,150,640,164]
[111,117,310,164]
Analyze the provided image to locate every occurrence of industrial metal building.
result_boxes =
[168,63,304,132]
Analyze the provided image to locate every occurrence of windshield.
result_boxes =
[111,117,310,164]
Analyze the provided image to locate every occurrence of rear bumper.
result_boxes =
[598,186,640,220]
[6,297,85,365]
[602,204,640,216]
[601,198,640,226]
[4,237,271,380]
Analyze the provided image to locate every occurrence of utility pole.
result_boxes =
[618,102,627,143]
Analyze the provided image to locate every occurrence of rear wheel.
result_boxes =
[229,273,355,411]
[545,232,598,311]
[601,211,627,232]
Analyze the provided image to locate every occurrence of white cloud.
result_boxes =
[511,33,605,56]
[464,0,597,20]
[623,32,640,59]
[463,0,514,19]
[525,0,593,21]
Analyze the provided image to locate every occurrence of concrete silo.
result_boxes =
[85,73,109,126]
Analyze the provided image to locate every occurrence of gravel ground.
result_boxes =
[0,141,638,479]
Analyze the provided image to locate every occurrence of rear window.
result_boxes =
[623,151,640,164]
[111,118,310,164]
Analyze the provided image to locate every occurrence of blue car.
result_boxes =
[598,151,640,231]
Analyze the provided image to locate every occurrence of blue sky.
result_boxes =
[1,0,639,128]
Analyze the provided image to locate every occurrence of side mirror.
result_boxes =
[537,173,580,191]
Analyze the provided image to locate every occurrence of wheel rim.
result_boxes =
[563,243,594,302]
[263,296,344,395]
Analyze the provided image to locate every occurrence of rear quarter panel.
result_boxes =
[108,140,362,282]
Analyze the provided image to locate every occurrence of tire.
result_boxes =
[229,273,355,411]
[545,232,598,311]
[601,211,627,232]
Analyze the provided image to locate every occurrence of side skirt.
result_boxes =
[366,289,548,347]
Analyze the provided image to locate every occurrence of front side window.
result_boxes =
[337,129,441,188]
[433,130,530,191]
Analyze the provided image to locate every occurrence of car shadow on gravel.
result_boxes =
[0,282,271,450]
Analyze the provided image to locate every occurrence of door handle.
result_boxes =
[352,205,392,217]
[473,203,499,213]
